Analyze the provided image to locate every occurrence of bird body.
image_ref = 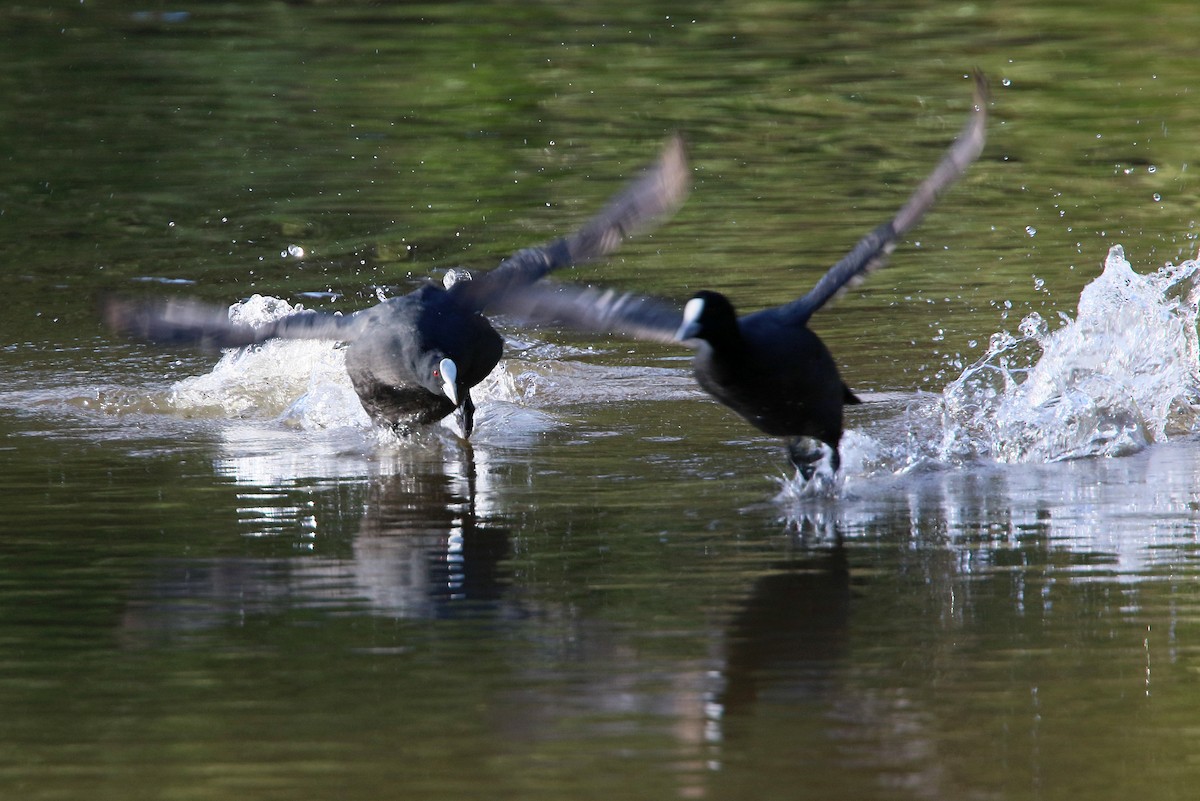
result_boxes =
[342,287,504,435]
[681,291,860,472]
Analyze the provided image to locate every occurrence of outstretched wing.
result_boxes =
[490,281,688,347]
[778,71,989,325]
[455,134,690,309]
[104,296,364,350]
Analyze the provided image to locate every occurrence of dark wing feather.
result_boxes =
[779,71,989,325]
[490,281,688,347]
[104,296,363,351]
[456,134,689,309]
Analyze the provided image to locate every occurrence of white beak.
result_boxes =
[439,358,459,405]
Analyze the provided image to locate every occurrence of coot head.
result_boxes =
[675,290,740,344]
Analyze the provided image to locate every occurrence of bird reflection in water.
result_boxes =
[347,445,512,618]
[119,443,514,641]
[715,547,851,715]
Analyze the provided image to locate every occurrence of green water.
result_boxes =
[4,2,1200,799]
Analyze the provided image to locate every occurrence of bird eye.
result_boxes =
[432,369,440,378]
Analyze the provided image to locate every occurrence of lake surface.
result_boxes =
[4,2,1200,799]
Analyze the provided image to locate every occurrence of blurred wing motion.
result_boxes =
[491,282,687,346]
[105,136,688,351]
[491,73,989,345]
[780,70,989,324]
[458,134,690,307]
[554,133,690,265]
[104,296,362,350]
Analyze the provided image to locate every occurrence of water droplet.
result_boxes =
[1018,312,1047,339]
[1153,193,1162,202]
[1025,225,1037,237]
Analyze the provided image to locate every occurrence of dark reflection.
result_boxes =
[717,546,851,714]
[120,444,515,642]
[347,445,512,617]
[704,535,957,799]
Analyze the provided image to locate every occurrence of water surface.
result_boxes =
[4,2,1200,799]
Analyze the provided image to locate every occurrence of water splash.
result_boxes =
[782,244,1200,504]
[936,245,1200,464]
[168,295,367,427]
[131,244,1200,491]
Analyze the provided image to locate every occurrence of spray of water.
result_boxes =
[164,295,566,436]
[158,245,1200,495]
[168,295,367,426]
[779,245,1200,506]
[784,244,1198,498]
[934,245,1200,465]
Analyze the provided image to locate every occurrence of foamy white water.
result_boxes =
[165,295,368,426]
[935,244,1200,464]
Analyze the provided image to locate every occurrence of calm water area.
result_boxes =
[5,2,1200,799]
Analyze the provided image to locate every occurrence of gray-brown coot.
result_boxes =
[106,137,689,437]
[493,75,988,478]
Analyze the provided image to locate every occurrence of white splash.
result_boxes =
[783,244,1200,502]
[168,295,368,428]
[936,245,1200,464]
